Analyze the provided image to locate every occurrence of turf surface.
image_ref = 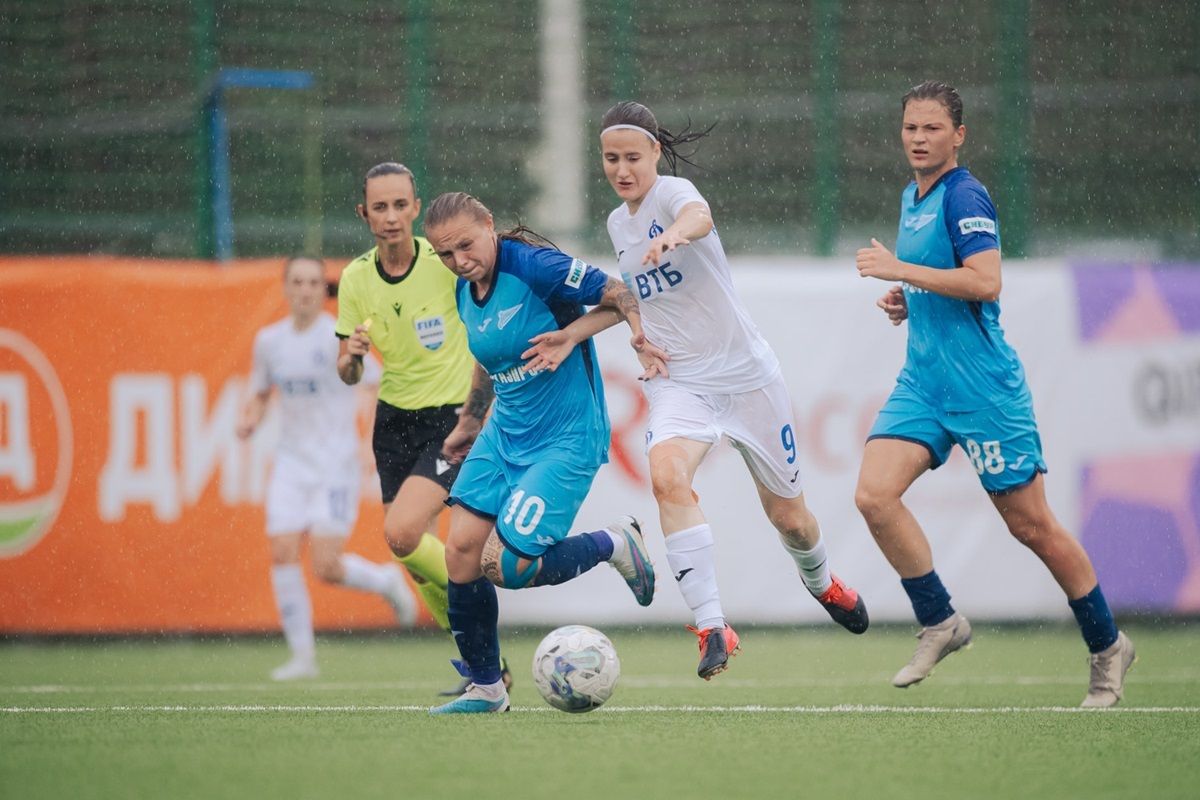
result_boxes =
[3,622,1197,799]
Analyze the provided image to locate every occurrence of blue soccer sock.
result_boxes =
[900,570,956,627]
[447,577,502,685]
[1068,583,1119,653]
[528,531,611,587]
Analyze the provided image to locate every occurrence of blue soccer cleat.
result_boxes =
[606,515,655,606]
[429,683,511,714]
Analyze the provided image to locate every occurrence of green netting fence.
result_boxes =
[1,0,1196,260]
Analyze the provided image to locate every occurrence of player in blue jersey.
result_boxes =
[854,81,1134,707]
[420,191,664,714]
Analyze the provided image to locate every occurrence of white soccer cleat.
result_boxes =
[271,657,319,682]
[1081,631,1136,708]
[384,564,419,629]
[893,613,973,688]
[605,515,655,606]
[429,682,510,714]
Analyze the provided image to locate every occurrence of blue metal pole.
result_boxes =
[210,88,233,262]
[207,69,315,262]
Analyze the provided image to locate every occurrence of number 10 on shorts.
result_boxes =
[504,489,546,535]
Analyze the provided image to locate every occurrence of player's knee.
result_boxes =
[268,537,302,567]
[1006,513,1058,549]
[854,476,899,524]
[443,535,478,576]
[311,555,341,584]
[854,482,883,521]
[383,522,423,558]
[772,505,818,547]
[649,449,695,507]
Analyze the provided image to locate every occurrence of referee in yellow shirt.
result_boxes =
[336,162,509,694]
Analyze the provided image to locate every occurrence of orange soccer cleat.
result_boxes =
[687,623,741,680]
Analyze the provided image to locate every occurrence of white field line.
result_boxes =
[3,704,1200,715]
[3,669,1199,695]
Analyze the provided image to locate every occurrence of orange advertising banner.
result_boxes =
[0,256,430,634]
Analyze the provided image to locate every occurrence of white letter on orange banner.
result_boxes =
[180,374,244,505]
[0,374,35,491]
[98,374,180,522]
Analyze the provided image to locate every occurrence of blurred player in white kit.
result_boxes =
[238,254,417,681]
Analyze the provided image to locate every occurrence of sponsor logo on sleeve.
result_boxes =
[959,217,997,235]
[565,258,587,289]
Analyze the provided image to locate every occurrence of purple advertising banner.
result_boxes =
[1073,262,1200,613]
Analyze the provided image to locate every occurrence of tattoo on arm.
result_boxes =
[604,276,640,321]
[465,363,495,420]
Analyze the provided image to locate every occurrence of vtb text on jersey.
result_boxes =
[606,175,779,395]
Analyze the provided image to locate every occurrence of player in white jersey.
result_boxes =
[600,101,870,679]
[238,255,418,681]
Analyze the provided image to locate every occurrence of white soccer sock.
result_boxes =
[472,679,506,698]
[602,527,627,561]
[339,553,394,594]
[270,564,315,661]
[781,533,832,596]
[664,524,724,631]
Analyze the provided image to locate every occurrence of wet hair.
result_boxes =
[362,162,417,199]
[600,101,714,175]
[902,81,964,128]
[424,192,558,250]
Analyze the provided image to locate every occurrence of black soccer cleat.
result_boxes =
[815,574,869,634]
[687,624,741,680]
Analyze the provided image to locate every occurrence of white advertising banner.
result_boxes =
[496,259,1200,626]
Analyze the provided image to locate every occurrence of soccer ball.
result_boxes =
[531,624,621,713]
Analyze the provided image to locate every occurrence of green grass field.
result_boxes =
[3,621,1198,800]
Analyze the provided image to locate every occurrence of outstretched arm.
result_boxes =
[522,276,669,379]
[642,201,713,267]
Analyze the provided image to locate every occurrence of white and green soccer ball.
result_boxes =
[531,624,621,713]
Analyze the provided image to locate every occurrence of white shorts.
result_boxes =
[643,374,804,498]
[265,458,361,537]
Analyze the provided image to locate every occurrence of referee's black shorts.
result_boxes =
[373,401,463,503]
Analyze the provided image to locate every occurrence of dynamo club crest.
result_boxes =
[414,315,446,351]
